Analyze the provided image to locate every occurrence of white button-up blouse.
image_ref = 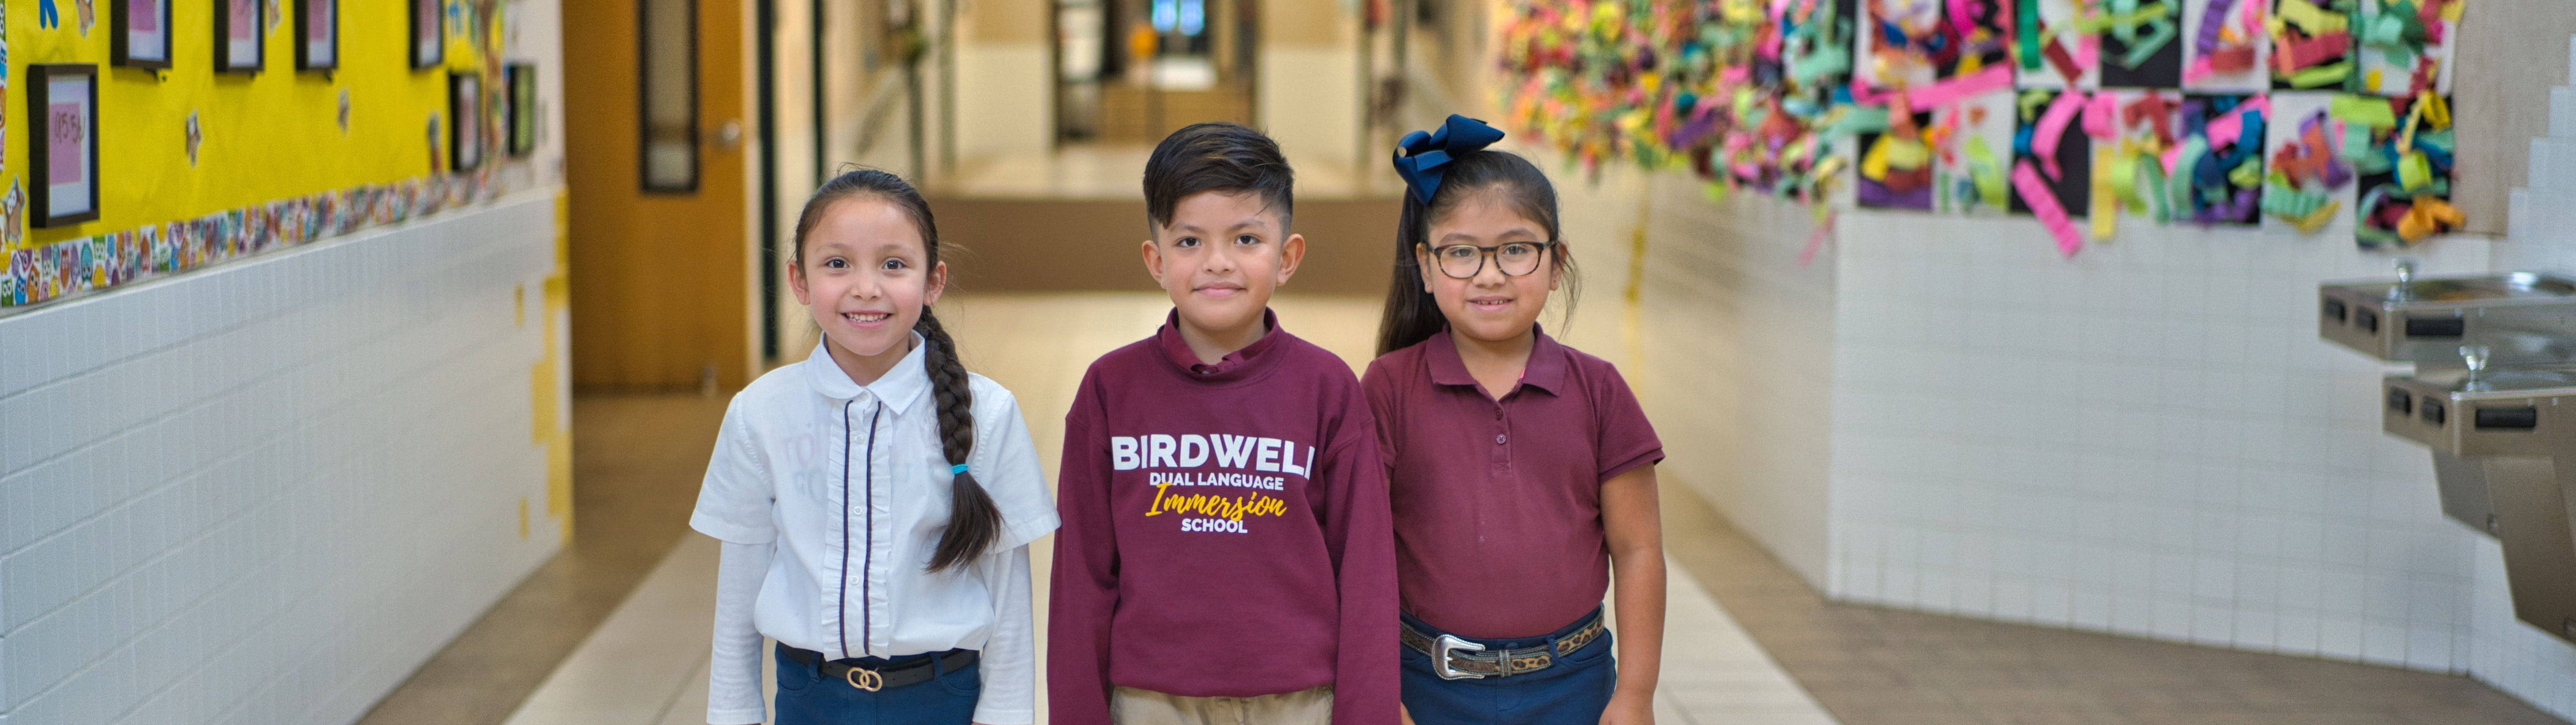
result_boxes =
[693,338,1059,724]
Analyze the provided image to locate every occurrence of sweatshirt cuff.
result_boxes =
[707,705,766,725]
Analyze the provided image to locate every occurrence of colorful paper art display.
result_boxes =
[2172,94,2266,224]
[2095,0,2185,88]
[3,174,500,307]
[2260,95,2349,232]
[2086,89,2179,236]
[1497,0,2472,256]
[2349,91,2455,247]
[2269,0,2352,89]
[2350,0,2457,97]
[2182,0,2265,90]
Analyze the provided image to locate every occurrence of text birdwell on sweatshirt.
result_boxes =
[1121,433,1311,533]
[1048,309,1398,725]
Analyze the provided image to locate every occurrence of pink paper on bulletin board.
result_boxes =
[131,0,156,31]
[230,0,255,40]
[49,104,83,185]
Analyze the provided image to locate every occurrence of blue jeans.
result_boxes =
[773,645,981,725]
[1399,609,1617,725]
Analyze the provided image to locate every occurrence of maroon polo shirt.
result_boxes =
[1361,327,1662,639]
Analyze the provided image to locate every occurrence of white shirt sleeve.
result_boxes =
[708,540,772,725]
[693,401,779,545]
[970,542,1039,725]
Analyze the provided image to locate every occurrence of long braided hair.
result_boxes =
[790,168,1002,574]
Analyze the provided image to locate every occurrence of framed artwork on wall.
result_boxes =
[507,63,537,156]
[214,0,263,73]
[111,0,173,69]
[29,65,101,228]
[296,0,338,70]
[412,0,445,69]
[451,72,483,171]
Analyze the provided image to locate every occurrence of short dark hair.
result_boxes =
[1142,122,1294,235]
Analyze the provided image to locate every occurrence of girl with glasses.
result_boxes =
[1364,116,1668,725]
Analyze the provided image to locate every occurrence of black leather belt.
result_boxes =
[1400,612,1607,679]
[779,645,977,692]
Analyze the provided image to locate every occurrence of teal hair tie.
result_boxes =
[951,463,969,475]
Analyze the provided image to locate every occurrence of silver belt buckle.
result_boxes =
[1432,634,1488,680]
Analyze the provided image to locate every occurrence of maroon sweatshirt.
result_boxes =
[1048,310,1397,725]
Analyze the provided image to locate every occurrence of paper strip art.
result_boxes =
[1486,0,2487,261]
[2182,0,2267,91]
[2351,91,2456,246]
[2269,0,2353,89]
[2260,93,2352,232]
[2350,0,2458,97]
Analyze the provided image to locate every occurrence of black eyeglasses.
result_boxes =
[1425,241,1557,279]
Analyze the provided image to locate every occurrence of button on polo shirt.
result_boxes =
[1361,327,1663,639]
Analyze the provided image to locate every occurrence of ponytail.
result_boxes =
[917,310,1002,573]
[791,165,1003,574]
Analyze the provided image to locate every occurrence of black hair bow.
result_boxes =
[1391,114,1507,205]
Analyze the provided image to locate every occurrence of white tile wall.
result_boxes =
[0,192,564,725]
[1826,210,2491,673]
[1543,164,1840,585]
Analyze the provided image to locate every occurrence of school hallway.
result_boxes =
[17,0,2576,724]
[363,290,2571,725]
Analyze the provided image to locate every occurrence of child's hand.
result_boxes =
[1598,693,1654,725]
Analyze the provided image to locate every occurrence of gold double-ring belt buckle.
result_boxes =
[844,666,884,691]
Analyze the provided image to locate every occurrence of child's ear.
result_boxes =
[1276,233,1306,284]
[1548,244,1567,292]
[787,259,812,306]
[1416,244,1439,289]
[925,259,949,307]
[1140,238,1166,286]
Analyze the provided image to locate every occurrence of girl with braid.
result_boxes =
[693,168,1059,725]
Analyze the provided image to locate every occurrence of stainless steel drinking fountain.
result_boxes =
[2322,261,2576,644]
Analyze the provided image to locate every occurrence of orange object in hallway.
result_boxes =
[564,0,756,390]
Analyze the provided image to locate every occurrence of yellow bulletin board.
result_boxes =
[7,0,492,251]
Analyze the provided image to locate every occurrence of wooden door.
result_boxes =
[564,0,756,390]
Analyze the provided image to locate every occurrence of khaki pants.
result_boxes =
[1110,685,1334,725]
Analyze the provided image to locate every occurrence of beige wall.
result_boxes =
[2450,0,2576,235]
[1259,0,1361,161]
[957,0,1055,157]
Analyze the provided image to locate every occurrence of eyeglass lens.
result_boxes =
[1436,242,1546,278]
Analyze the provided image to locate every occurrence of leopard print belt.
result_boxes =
[1399,612,1607,679]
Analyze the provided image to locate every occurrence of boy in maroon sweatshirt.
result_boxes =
[1048,123,1397,725]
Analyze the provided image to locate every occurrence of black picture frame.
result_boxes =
[411,0,445,69]
[111,0,173,69]
[296,0,339,71]
[451,72,483,171]
[213,0,263,73]
[29,65,101,228]
[507,63,538,157]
